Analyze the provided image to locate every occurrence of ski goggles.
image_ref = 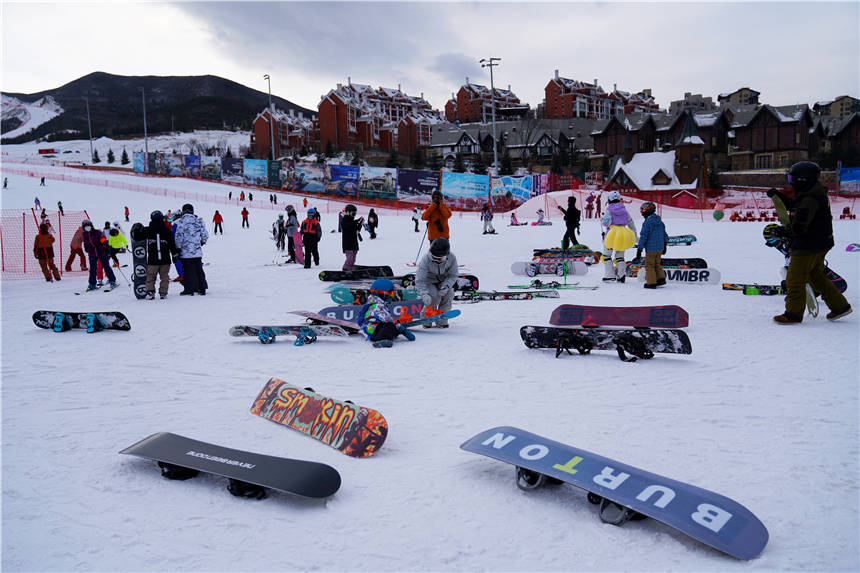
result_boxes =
[430,254,447,264]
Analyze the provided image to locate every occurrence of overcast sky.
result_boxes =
[2,1,858,113]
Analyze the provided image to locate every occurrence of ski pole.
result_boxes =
[114,263,132,286]
[413,226,428,266]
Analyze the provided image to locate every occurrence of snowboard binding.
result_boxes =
[293,326,318,346]
[158,461,200,481]
[612,333,654,362]
[52,312,73,332]
[227,478,267,500]
[554,331,593,358]
[85,312,104,333]
[258,327,276,344]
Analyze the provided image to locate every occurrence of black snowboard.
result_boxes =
[629,257,707,268]
[319,265,394,281]
[129,222,148,299]
[32,310,130,331]
[120,432,341,499]
[402,273,479,291]
[520,325,692,362]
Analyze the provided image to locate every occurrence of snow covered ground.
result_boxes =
[1,165,858,571]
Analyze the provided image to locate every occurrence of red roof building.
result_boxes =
[543,70,660,120]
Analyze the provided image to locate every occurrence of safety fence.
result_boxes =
[0,209,89,280]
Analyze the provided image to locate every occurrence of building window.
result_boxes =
[755,154,772,169]
[779,154,788,167]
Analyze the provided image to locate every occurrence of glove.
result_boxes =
[766,187,779,198]
[421,294,432,306]
[439,286,451,299]
[635,249,642,260]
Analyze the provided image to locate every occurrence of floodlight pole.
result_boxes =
[264,74,276,161]
[139,87,149,170]
[84,97,94,163]
[480,57,501,176]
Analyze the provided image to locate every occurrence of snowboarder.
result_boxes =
[139,210,178,299]
[601,190,637,283]
[558,196,581,248]
[595,192,603,218]
[3,177,7,189]
[635,201,668,289]
[57,200,64,215]
[81,219,118,291]
[33,223,61,282]
[422,190,451,241]
[212,210,223,235]
[412,205,422,232]
[285,205,299,263]
[240,191,245,201]
[124,206,130,222]
[357,278,416,348]
[510,212,519,226]
[174,204,209,296]
[241,207,249,228]
[248,192,253,202]
[65,225,87,272]
[340,204,362,271]
[300,209,322,268]
[770,161,852,323]
[415,238,458,328]
[367,208,378,239]
[228,191,232,200]
[536,209,546,224]
[480,204,496,234]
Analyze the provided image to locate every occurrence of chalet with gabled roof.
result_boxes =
[453,79,529,124]
[544,70,660,120]
[728,104,815,170]
[250,107,315,160]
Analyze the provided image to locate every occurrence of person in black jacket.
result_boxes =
[770,161,851,323]
[341,204,363,270]
[136,210,178,299]
[367,208,379,239]
[558,196,581,249]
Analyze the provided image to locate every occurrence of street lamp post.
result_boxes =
[264,74,276,161]
[84,97,94,163]
[139,87,149,172]
[479,57,501,176]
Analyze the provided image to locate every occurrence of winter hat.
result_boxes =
[82,219,93,230]
[429,237,450,262]
[568,196,576,205]
[39,223,49,233]
[607,191,621,202]
[110,228,119,236]
[182,203,194,214]
[278,213,284,219]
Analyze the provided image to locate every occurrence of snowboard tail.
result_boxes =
[120,432,341,499]
[460,426,768,560]
[250,378,387,457]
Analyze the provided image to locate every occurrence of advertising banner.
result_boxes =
[533,173,550,195]
[288,161,325,193]
[440,171,490,209]
[221,157,244,183]
[358,166,397,200]
[267,160,282,188]
[840,167,860,194]
[201,156,221,180]
[490,175,534,211]
[154,153,184,176]
[327,164,359,196]
[396,169,440,204]
[243,158,268,186]
[133,152,145,173]
[183,155,201,178]
[147,152,157,175]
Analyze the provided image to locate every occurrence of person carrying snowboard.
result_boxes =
[770,161,851,323]
[340,204,362,271]
[174,203,209,296]
[212,210,223,234]
[601,190,637,283]
[357,278,416,348]
[285,205,299,263]
[81,219,118,291]
[480,203,496,234]
[422,190,451,241]
[558,196,581,248]
[133,210,178,299]
[300,209,322,268]
[33,223,61,282]
[415,238,458,328]
[635,201,668,289]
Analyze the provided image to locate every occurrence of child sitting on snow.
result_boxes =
[357,279,416,348]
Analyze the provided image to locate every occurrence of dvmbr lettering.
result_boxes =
[666,269,710,282]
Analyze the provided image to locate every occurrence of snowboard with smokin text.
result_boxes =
[549,304,689,328]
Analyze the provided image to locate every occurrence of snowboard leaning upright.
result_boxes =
[130,222,148,299]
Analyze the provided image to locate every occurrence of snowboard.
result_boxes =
[454,290,560,302]
[229,324,350,345]
[520,325,692,362]
[637,268,721,285]
[508,281,598,291]
[129,222,148,299]
[330,286,418,305]
[318,266,394,281]
[400,273,480,292]
[400,309,461,328]
[846,243,860,253]
[549,304,689,328]
[742,285,784,296]
[531,248,602,265]
[287,310,362,334]
[459,426,768,560]
[318,299,425,323]
[666,234,697,246]
[120,431,340,499]
[511,261,589,277]
[250,378,387,458]
[32,310,130,332]
[629,257,707,269]
[293,231,305,265]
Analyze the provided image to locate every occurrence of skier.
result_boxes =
[124,206,130,222]
[137,210,178,299]
[65,225,87,272]
[228,191,232,200]
[595,192,603,219]
[480,203,496,234]
[411,205,422,232]
[33,223,61,282]
[558,196,581,248]
[367,208,379,239]
[3,177,7,189]
[300,209,322,268]
[249,192,253,202]
[340,204,362,270]
[285,205,299,263]
[274,214,287,251]
[601,190,637,283]
[57,200,64,215]
[81,219,118,291]
[241,207,250,228]
[240,191,245,201]
[635,202,668,289]
[422,190,451,241]
[415,238,458,328]
[34,197,41,210]
[40,177,45,186]
[107,227,127,268]
[174,204,209,296]
[770,161,852,323]
[212,210,223,234]
[357,278,416,348]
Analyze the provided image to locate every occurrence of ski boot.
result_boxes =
[397,324,415,341]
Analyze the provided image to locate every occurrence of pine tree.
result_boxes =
[92,149,101,164]
[499,149,514,176]
[550,153,564,175]
[471,153,487,175]
[385,150,399,168]
[225,148,234,158]
[411,146,425,169]
[107,148,115,164]
[350,149,362,166]
[121,148,129,165]
[428,152,442,171]
[452,153,466,173]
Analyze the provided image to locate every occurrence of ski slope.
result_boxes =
[1,165,858,571]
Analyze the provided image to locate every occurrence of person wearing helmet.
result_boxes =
[558,196,581,247]
[300,208,322,268]
[422,190,452,241]
[340,204,363,271]
[81,219,118,291]
[132,210,178,299]
[772,161,851,323]
[174,203,209,295]
[415,237,458,327]
[480,203,496,235]
[273,213,287,251]
[367,208,379,239]
[356,278,416,347]
[635,202,668,289]
[600,191,637,282]
[107,226,127,268]
[285,205,299,263]
[212,210,223,235]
